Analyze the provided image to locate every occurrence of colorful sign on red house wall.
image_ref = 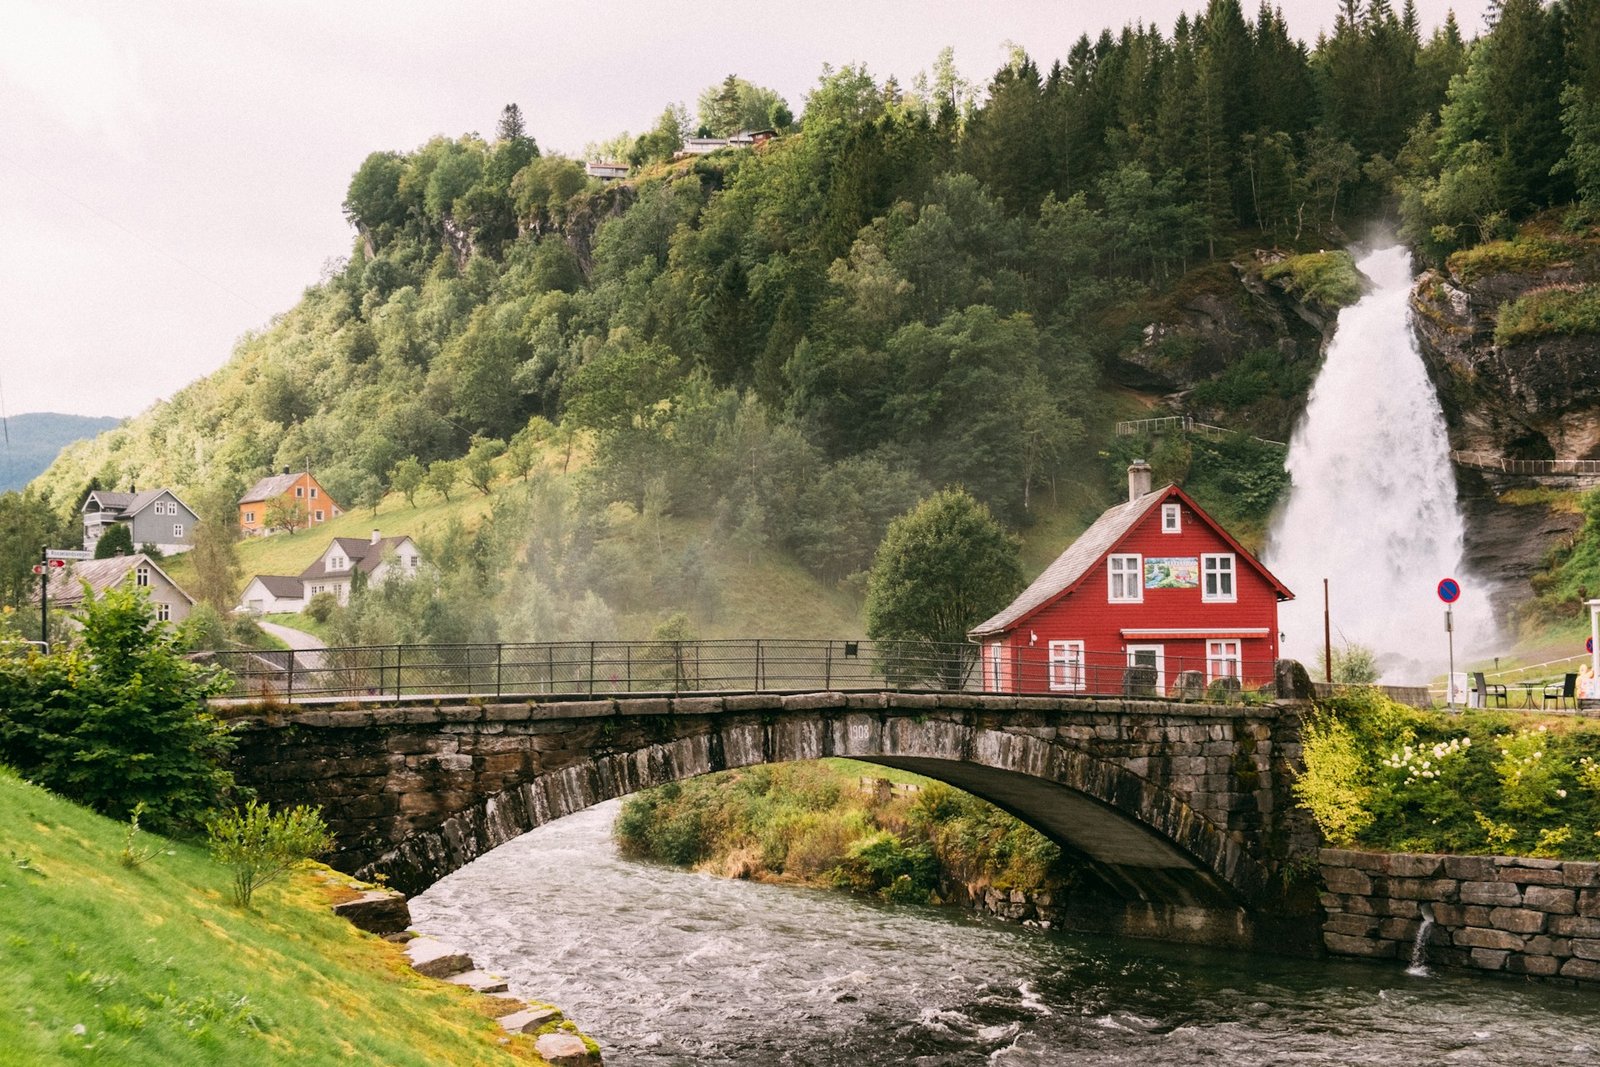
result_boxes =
[969,461,1294,697]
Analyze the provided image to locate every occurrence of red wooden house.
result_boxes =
[969,461,1293,696]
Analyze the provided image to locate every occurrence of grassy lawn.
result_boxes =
[0,767,563,1065]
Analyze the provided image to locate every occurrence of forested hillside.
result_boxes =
[13,0,1600,643]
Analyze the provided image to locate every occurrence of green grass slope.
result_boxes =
[0,767,555,1065]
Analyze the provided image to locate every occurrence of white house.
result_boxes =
[297,529,422,607]
[237,575,306,615]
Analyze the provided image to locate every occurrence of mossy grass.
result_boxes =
[1493,283,1600,346]
[0,765,552,1065]
[1259,250,1363,308]
[1447,234,1576,284]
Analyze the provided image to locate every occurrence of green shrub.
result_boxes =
[1494,283,1600,345]
[206,801,333,908]
[0,585,235,831]
[1447,236,1570,283]
[1260,251,1362,307]
[305,591,340,625]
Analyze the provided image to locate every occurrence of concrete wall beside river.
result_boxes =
[1319,848,1600,983]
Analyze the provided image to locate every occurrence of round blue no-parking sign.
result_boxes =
[1437,578,1461,604]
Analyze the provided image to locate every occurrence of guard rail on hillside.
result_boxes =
[1115,415,1286,449]
[1450,451,1600,476]
[198,639,1280,704]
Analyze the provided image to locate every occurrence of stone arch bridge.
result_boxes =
[226,689,1323,953]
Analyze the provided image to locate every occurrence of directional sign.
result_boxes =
[44,549,92,561]
[31,564,43,575]
[1437,578,1461,604]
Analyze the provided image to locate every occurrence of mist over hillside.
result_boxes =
[0,413,121,494]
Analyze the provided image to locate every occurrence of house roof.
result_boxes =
[37,553,195,608]
[968,484,1293,638]
[239,471,330,505]
[246,575,305,599]
[83,488,192,519]
[298,536,414,581]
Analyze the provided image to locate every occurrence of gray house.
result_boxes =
[38,553,196,626]
[82,488,199,555]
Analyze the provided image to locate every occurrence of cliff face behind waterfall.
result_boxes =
[1407,219,1600,616]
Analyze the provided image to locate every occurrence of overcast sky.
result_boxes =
[0,0,1487,420]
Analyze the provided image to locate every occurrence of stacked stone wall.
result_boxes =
[1320,848,1600,983]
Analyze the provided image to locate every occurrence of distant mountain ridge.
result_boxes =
[0,413,123,493]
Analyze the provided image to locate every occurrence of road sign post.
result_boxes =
[1438,578,1461,710]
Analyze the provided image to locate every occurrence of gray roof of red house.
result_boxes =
[968,484,1293,639]
[298,536,413,581]
[239,473,301,504]
[37,553,194,608]
[248,575,305,598]
[969,487,1169,638]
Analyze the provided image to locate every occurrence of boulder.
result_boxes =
[535,1031,598,1065]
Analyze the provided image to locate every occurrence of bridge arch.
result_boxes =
[226,692,1318,952]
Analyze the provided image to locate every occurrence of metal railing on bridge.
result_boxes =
[1449,451,1600,477]
[1114,415,1286,449]
[199,639,1282,704]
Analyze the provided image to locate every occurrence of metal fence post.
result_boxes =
[286,649,294,701]
[395,644,403,699]
[589,641,596,696]
[496,642,503,699]
[756,639,764,690]
[824,641,832,689]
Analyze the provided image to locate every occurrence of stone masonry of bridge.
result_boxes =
[225,691,1323,953]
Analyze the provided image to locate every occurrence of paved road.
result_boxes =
[257,620,326,654]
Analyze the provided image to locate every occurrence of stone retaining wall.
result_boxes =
[1319,848,1600,982]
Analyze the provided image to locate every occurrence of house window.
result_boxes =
[245,511,255,523]
[1108,554,1142,602]
[1162,503,1181,533]
[406,555,417,569]
[172,523,183,538]
[310,487,318,498]
[987,642,1004,691]
[135,565,150,587]
[314,509,324,522]
[156,602,170,622]
[1202,554,1236,602]
[329,555,344,570]
[1049,640,1086,692]
[1208,639,1242,682]
[295,486,304,497]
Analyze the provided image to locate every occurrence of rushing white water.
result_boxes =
[1266,245,1494,679]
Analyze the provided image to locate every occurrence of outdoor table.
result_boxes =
[1513,682,1543,709]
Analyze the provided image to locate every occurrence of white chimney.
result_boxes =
[371,528,381,544]
[1128,459,1153,502]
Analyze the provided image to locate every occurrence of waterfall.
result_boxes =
[1265,245,1493,679]
[1407,902,1436,976]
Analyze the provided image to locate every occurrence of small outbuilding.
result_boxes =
[968,461,1293,697]
[237,574,306,615]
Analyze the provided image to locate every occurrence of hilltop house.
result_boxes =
[238,469,342,536]
[585,160,628,180]
[969,461,1293,697]
[81,488,198,555]
[38,553,195,625]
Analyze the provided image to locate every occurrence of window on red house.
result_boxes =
[1202,554,1236,602]
[1109,555,1142,602]
[1049,641,1085,691]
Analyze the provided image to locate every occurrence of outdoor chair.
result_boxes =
[1473,671,1507,708]
[1544,673,1577,710]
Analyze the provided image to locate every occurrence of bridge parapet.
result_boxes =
[227,691,1321,953]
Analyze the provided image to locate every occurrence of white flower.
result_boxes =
[1558,789,1568,798]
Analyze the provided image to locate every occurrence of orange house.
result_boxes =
[238,469,342,536]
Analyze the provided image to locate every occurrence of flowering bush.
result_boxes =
[1297,694,1600,859]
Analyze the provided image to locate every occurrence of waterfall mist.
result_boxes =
[1265,245,1494,681]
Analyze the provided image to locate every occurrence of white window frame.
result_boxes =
[1108,554,1143,603]
[310,487,318,499]
[135,565,150,587]
[156,602,171,622]
[1126,644,1165,693]
[1202,553,1236,603]
[295,485,305,498]
[1207,639,1242,683]
[172,523,183,538]
[329,555,345,571]
[1049,640,1086,692]
[1162,503,1181,534]
[245,510,255,523]
[987,642,1004,691]
[314,509,325,522]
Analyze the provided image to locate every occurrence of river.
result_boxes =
[410,801,1595,1065]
